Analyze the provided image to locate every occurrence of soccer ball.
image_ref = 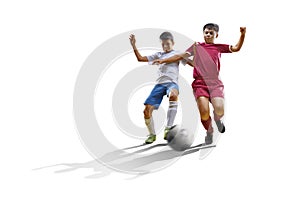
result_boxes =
[167,125,194,151]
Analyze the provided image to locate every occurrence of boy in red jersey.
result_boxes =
[153,23,246,144]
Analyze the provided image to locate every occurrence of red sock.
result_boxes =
[213,110,223,122]
[201,116,213,134]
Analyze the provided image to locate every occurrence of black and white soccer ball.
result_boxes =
[167,125,194,151]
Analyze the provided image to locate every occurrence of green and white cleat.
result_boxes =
[163,127,171,140]
[145,134,156,144]
[164,125,177,140]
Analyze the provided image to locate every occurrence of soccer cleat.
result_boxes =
[205,134,213,145]
[164,125,177,140]
[215,120,225,133]
[164,127,170,140]
[145,134,156,144]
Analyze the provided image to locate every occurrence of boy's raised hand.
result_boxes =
[240,27,246,35]
[129,34,136,46]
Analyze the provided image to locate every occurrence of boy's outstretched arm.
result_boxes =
[230,27,246,52]
[152,52,190,65]
[186,59,194,67]
[129,34,148,62]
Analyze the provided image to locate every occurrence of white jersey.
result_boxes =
[147,50,180,84]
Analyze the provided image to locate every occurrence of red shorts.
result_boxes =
[192,79,224,100]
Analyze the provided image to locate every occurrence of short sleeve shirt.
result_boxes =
[185,42,232,79]
[147,50,180,84]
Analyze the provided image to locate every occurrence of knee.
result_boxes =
[169,94,178,101]
[199,107,210,119]
[143,107,152,118]
[214,104,224,115]
[169,90,178,101]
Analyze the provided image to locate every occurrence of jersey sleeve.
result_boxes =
[217,44,232,53]
[146,52,160,65]
[185,44,195,56]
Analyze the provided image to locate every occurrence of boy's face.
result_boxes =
[161,39,174,52]
[203,28,218,44]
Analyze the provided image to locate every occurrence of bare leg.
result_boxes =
[196,96,213,134]
[211,97,224,120]
[144,104,155,135]
[211,97,225,133]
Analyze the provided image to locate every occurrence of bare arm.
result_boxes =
[129,34,148,62]
[152,52,190,65]
[185,58,194,67]
[230,27,246,52]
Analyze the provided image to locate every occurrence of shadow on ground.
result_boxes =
[34,142,216,179]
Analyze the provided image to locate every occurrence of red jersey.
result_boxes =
[185,42,232,80]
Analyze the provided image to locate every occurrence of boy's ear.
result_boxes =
[216,33,219,38]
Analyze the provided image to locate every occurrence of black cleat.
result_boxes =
[215,120,225,133]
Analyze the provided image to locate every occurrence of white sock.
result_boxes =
[145,117,155,135]
[167,101,178,128]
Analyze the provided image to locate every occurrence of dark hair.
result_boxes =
[203,23,219,32]
[159,31,174,41]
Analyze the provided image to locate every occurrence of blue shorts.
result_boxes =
[144,82,179,109]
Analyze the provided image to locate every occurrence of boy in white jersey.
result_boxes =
[129,32,181,144]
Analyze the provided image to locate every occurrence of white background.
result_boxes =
[1,0,300,199]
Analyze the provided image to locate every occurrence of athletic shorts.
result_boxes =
[144,82,179,109]
[192,79,224,101]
